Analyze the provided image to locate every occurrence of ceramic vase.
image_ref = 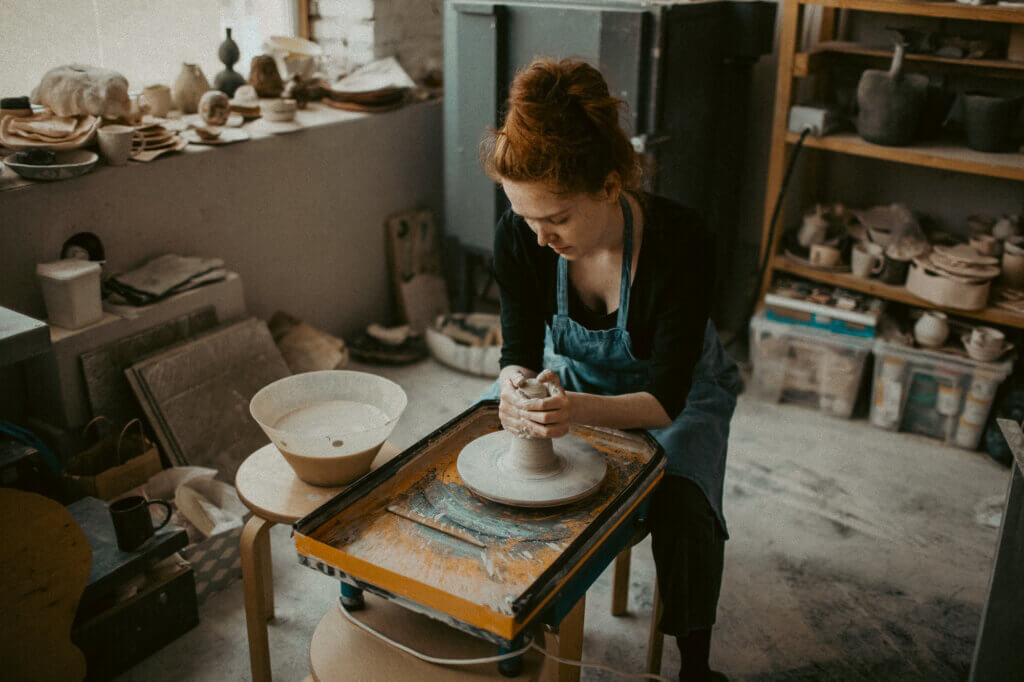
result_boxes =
[856,42,929,146]
[172,63,210,114]
[249,55,283,98]
[214,28,247,97]
[914,311,949,348]
[963,92,1022,153]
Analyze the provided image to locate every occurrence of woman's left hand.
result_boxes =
[515,369,572,439]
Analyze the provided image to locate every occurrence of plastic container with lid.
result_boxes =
[749,311,874,418]
[869,338,1013,450]
[36,259,103,330]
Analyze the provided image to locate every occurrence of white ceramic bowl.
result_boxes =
[3,150,99,181]
[425,313,501,377]
[260,99,297,122]
[250,371,407,486]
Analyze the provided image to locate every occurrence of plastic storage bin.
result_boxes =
[36,259,103,330]
[869,339,1013,450]
[750,312,874,418]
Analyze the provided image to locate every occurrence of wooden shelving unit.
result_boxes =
[759,0,1024,329]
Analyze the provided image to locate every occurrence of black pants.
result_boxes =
[648,475,726,637]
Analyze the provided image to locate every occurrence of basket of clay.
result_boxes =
[425,313,502,377]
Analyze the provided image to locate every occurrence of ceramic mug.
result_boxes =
[878,254,911,285]
[851,242,885,278]
[970,326,1005,353]
[809,244,841,268]
[141,84,172,118]
[109,495,172,551]
[97,125,143,166]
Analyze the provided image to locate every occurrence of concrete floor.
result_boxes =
[117,358,1009,681]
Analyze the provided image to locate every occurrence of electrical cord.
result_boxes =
[336,598,671,681]
[743,125,813,334]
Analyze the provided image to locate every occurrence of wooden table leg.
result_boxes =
[646,582,664,676]
[611,547,631,616]
[259,523,274,621]
[556,594,586,682]
[241,515,274,682]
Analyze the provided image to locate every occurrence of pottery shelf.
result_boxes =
[798,0,1024,25]
[796,41,1024,81]
[783,131,1024,181]
[760,0,1024,335]
[774,255,1024,328]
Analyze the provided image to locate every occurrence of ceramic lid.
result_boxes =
[36,258,101,280]
[933,244,999,266]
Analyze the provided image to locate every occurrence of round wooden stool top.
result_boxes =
[236,441,401,525]
[309,595,544,681]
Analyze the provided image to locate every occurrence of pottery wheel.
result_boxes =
[458,430,607,508]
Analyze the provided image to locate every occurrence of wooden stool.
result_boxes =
[235,441,400,682]
[611,545,665,676]
[309,594,545,681]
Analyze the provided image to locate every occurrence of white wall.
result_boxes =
[0,0,296,98]
[312,0,442,78]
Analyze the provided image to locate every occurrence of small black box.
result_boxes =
[73,562,199,681]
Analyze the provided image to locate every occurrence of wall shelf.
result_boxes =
[774,255,1024,327]
[784,131,1024,181]
[798,0,1024,25]
[760,0,1024,332]
[795,41,1024,80]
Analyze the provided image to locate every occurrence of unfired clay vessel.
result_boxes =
[173,63,211,114]
[457,378,607,507]
[249,55,284,98]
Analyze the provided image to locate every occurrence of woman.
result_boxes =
[477,58,742,682]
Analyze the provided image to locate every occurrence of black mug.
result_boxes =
[109,495,172,551]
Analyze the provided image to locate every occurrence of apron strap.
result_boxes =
[616,194,634,330]
[555,193,636,326]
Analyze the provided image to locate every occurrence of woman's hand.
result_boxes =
[498,369,572,439]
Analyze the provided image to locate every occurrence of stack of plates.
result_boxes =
[131,122,187,161]
[927,244,1001,282]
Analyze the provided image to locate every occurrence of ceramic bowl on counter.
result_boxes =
[260,98,297,122]
[3,149,99,181]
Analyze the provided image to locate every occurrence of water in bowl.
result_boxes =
[274,400,389,436]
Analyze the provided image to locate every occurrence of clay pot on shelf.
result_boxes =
[249,55,284,98]
[913,311,950,348]
[962,92,1022,153]
[855,42,929,147]
[172,63,210,114]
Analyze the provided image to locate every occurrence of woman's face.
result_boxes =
[501,178,619,260]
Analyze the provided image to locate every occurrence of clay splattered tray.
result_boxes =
[294,400,663,646]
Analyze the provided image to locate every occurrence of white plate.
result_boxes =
[182,128,251,145]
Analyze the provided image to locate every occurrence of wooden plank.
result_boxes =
[758,0,805,304]
[772,255,1024,328]
[297,0,310,39]
[800,0,1024,24]
[785,131,1024,182]
[800,41,1024,80]
[970,420,1024,680]
[646,582,664,676]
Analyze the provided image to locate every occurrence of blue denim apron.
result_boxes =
[480,196,742,534]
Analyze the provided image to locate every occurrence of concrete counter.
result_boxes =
[0,99,444,339]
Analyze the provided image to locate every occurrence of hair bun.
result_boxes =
[481,57,644,195]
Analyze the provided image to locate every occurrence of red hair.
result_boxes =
[481,58,644,195]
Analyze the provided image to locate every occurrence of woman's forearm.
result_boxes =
[568,391,672,431]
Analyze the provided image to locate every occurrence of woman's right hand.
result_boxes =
[498,367,532,435]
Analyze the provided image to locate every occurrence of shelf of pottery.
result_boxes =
[751,0,1024,452]
[0,32,415,183]
[759,0,1024,331]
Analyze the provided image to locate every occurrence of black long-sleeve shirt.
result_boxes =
[492,193,714,420]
